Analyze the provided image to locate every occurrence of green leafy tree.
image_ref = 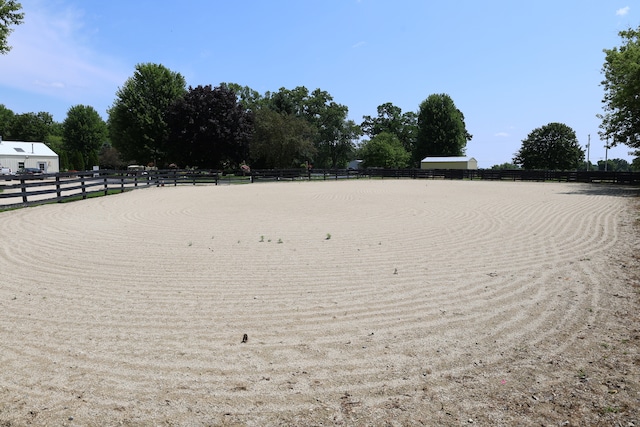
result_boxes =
[87,151,99,169]
[361,102,418,154]
[263,86,361,168]
[490,162,521,170]
[58,150,69,171]
[360,132,410,169]
[63,105,107,168]
[0,0,24,54]
[315,110,360,169]
[251,108,315,169]
[415,94,472,165]
[98,144,124,169]
[108,63,186,166]
[166,84,253,169]
[222,82,264,111]
[7,111,54,141]
[513,123,584,170]
[45,133,64,163]
[45,121,63,146]
[265,86,311,116]
[577,161,596,171]
[597,158,631,172]
[0,104,15,137]
[70,150,85,171]
[599,27,640,149]
[305,89,360,168]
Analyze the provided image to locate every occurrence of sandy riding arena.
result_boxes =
[1,180,638,426]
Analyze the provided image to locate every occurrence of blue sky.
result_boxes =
[0,0,636,167]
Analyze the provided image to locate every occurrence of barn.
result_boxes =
[0,139,60,173]
[420,156,478,170]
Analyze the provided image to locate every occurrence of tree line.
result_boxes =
[0,62,475,171]
[0,60,635,172]
[104,63,478,171]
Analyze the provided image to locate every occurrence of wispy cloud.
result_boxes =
[495,132,510,137]
[616,6,630,16]
[0,1,128,106]
[34,80,66,89]
[352,41,366,49]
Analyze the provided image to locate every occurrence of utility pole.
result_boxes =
[586,134,590,171]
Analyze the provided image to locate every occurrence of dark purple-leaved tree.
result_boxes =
[167,84,253,169]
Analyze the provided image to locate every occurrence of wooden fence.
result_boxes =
[1,168,639,210]
[0,169,220,210]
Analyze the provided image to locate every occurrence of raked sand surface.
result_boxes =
[0,179,639,426]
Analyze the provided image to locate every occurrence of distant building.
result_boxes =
[0,139,60,173]
[420,156,478,170]
[348,159,363,170]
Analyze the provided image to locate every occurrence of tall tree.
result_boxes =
[260,86,361,168]
[44,121,64,160]
[265,86,312,117]
[0,104,15,138]
[63,105,107,168]
[108,63,186,166]
[7,111,54,141]
[304,88,360,168]
[513,122,584,170]
[0,0,23,54]
[222,82,264,111]
[599,27,640,149]
[359,132,410,169]
[251,108,315,169]
[316,114,360,168]
[166,84,253,169]
[415,94,472,164]
[361,102,418,154]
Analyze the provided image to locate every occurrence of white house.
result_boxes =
[421,156,478,170]
[0,139,60,173]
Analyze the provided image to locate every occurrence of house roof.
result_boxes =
[0,140,58,157]
[421,156,476,163]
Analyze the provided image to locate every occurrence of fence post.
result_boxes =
[81,174,87,199]
[20,177,27,203]
[56,175,62,202]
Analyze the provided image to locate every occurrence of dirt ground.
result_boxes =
[0,180,638,426]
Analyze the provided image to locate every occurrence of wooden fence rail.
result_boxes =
[0,169,221,210]
[1,168,639,210]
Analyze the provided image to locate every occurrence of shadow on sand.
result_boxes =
[561,183,640,198]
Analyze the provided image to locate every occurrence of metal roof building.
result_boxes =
[0,139,60,173]
[420,156,478,170]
